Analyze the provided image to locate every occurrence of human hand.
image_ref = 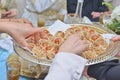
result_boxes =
[82,66,90,78]
[111,35,120,57]
[0,20,41,47]
[8,23,41,47]
[91,11,103,18]
[111,35,120,42]
[58,34,89,56]
[2,9,17,18]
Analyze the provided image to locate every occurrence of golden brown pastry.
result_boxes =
[26,25,108,60]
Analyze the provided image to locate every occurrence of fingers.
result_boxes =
[69,34,88,45]
[75,39,87,48]
[20,40,29,47]
[91,11,95,15]
[116,52,120,57]
[83,66,90,78]
[13,35,29,47]
[69,34,89,53]
[76,40,89,53]
[25,28,42,39]
[31,28,42,35]
[34,32,40,44]
[2,11,11,16]
[59,33,89,55]
[91,12,101,18]
[7,13,15,18]
[25,28,40,38]
[111,35,120,42]
[80,40,88,45]
[2,10,15,18]
[67,34,81,41]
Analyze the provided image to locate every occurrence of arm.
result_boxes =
[111,35,120,57]
[91,0,109,18]
[45,34,89,80]
[45,53,87,80]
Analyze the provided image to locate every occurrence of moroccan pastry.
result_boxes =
[26,25,108,59]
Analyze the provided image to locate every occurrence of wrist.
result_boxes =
[0,21,13,34]
[0,21,8,33]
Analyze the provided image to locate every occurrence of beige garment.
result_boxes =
[40,0,67,20]
[0,0,17,18]
[15,0,26,17]
[22,0,67,27]
[38,0,67,25]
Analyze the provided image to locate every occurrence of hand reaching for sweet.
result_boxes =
[111,35,120,57]
[0,19,41,47]
[58,34,89,56]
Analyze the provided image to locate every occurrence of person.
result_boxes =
[45,34,88,80]
[87,35,120,80]
[67,0,108,22]
[0,0,18,18]
[0,18,89,80]
[22,0,67,27]
[0,18,42,80]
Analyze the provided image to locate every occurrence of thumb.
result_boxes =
[21,41,29,47]
[14,36,29,47]
[3,11,11,15]
[111,36,120,42]
[91,11,94,15]
[18,38,29,47]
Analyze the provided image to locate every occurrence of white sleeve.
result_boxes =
[44,52,88,80]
